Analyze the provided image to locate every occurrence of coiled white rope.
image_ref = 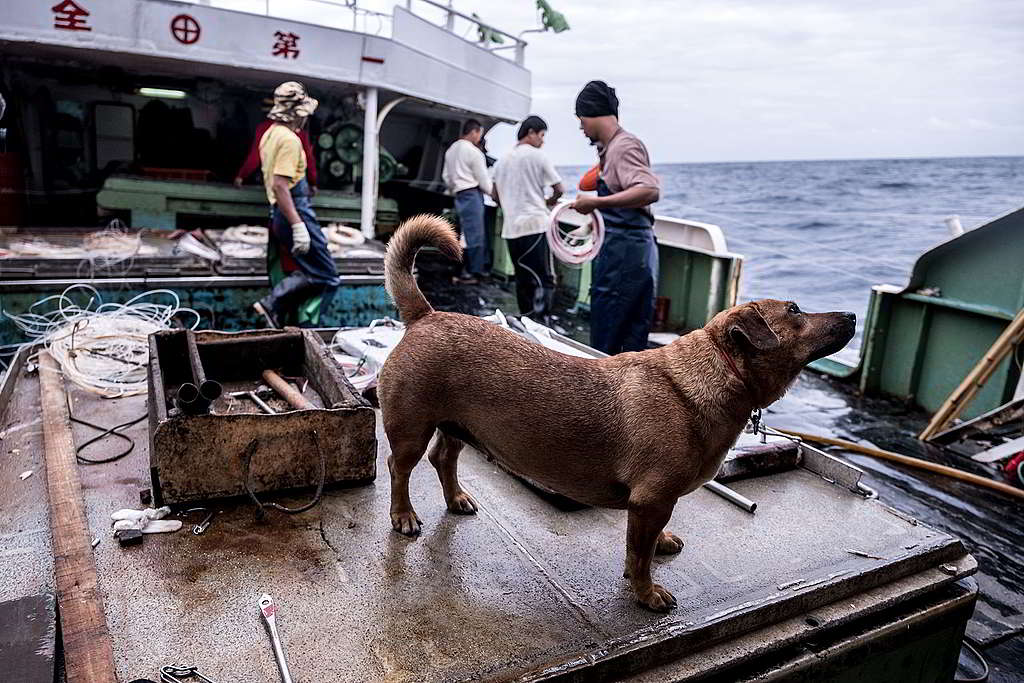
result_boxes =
[0,221,157,278]
[547,200,605,265]
[325,223,365,247]
[223,225,268,245]
[4,284,200,398]
[216,225,269,259]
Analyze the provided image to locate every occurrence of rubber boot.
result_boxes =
[254,271,320,329]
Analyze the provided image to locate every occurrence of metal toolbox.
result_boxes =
[147,327,376,506]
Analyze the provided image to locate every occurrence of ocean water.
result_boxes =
[558,156,1024,363]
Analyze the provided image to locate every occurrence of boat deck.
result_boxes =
[415,252,1024,681]
[0,357,977,681]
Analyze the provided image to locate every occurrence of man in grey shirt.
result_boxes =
[493,115,564,321]
[570,80,661,354]
[443,118,492,283]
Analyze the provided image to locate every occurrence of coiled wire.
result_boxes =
[4,284,200,398]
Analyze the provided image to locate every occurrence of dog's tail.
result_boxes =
[384,214,462,324]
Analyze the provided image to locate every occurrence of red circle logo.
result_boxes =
[171,14,201,45]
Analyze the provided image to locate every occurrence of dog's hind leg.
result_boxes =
[656,530,684,554]
[428,431,478,515]
[386,424,434,536]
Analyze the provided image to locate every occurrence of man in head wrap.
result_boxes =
[252,82,340,328]
[570,80,661,354]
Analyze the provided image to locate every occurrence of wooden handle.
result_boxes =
[262,369,314,410]
[783,429,1024,502]
[919,308,1024,441]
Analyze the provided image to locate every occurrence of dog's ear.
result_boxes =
[728,306,780,352]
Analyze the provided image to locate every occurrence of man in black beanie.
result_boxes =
[570,80,661,354]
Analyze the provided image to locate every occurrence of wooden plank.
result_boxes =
[920,308,1024,440]
[38,351,117,683]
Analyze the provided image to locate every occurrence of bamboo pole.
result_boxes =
[919,308,1024,441]
[782,429,1024,502]
[39,351,117,682]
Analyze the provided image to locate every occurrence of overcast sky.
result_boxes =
[231,0,1024,165]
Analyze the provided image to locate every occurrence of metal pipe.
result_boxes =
[183,330,221,414]
[359,86,378,240]
[199,379,222,403]
[174,382,200,414]
[262,370,314,410]
[249,392,276,415]
[226,389,277,415]
[703,480,757,513]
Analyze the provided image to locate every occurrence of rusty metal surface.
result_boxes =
[148,328,376,505]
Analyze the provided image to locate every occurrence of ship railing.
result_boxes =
[184,0,528,65]
[405,0,528,65]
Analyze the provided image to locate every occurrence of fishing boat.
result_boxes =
[0,0,741,346]
[0,1,1008,681]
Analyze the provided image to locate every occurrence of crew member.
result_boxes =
[493,115,564,321]
[252,82,339,328]
[442,119,493,283]
[235,119,317,193]
[570,81,660,354]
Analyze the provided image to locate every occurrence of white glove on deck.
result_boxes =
[110,506,183,534]
[291,221,311,256]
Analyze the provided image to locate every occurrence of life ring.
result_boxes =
[223,225,268,245]
[325,223,365,247]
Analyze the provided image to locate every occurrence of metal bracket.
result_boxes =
[761,424,876,498]
[799,442,867,493]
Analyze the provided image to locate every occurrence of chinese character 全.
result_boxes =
[52,0,91,32]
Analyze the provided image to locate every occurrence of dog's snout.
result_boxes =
[842,312,856,322]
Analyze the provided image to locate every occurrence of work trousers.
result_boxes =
[455,187,488,276]
[266,178,339,325]
[590,226,658,354]
[506,232,555,320]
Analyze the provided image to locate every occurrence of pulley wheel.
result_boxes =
[334,123,363,164]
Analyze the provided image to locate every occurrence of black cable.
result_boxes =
[66,393,148,464]
[954,640,990,683]
[241,431,326,518]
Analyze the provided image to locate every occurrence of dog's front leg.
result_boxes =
[624,500,677,612]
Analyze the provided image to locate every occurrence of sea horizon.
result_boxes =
[555,152,1024,169]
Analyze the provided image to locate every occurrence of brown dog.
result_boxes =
[377,215,856,611]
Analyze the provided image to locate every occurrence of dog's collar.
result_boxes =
[709,337,760,407]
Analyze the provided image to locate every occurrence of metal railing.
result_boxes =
[405,0,527,64]
[181,0,527,65]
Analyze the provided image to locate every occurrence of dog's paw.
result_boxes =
[637,584,677,612]
[391,510,422,536]
[447,491,478,515]
[656,530,684,555]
